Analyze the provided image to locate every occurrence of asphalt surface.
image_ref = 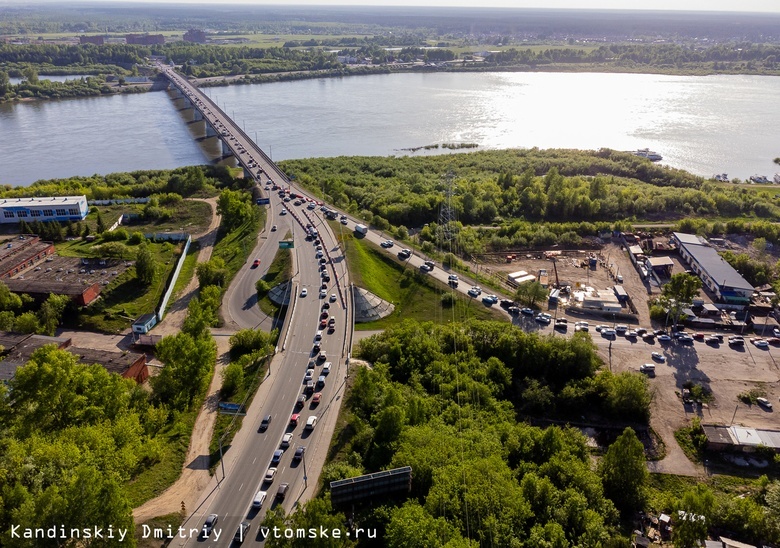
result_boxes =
[162,67,354,546]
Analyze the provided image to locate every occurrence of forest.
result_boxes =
[259,319,780,547]
[280,148,780,254]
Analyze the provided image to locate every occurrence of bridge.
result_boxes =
[158,64,285,186]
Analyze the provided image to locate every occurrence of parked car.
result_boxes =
[658,334,672,342]
[651,352,665,362]
[756,397,773,409]
[520,307,534,316]
[639,364,656,374]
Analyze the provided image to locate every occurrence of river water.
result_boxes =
[2,71,780,186]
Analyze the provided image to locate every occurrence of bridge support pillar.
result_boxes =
[221,138,233,156]
[192,108,203,121]
[205,123,217,138]
[243,167,253,179]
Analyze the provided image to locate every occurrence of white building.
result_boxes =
[672,232,754,304]
[0,196,88,225]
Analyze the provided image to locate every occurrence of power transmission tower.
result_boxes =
[438,170,456,250]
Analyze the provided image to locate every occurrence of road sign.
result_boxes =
[279,240,294,249]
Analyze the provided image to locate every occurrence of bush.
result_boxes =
[128,231,145,245]
[441,293,456,307]
[221,361,244,398]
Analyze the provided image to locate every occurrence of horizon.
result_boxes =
[4,0,780,13]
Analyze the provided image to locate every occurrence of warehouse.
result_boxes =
[0,196,88,225]
[672,232,754,304]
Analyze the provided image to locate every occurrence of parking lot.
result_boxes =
[509,308,779,474]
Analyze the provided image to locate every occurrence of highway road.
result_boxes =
[159,66,354,546]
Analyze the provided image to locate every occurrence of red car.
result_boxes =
[319,319,328,329]
[312,393,322,405]
[252,259,261,268]
[290,414,300,427]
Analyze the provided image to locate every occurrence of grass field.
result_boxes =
[337,227,504,329]
[167,240,200,309]
[256,238,292,318]
[125,407,199,508]
[211,208,263,288]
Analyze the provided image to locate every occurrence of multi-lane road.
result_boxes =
[159,67,354,545]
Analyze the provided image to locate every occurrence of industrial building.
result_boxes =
[0,195,88,225]
[125,34,165,45]
[0,332,149,384]
[79,35,104,46]
[0,236,55,278]
[183,29,207,43]
[672,232,754,304]
[702,424,780,453]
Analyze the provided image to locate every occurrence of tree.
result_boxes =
[135,244,157,286]
[216,188,253,230]
[37,293,70,335]
[95,210,106,234]
[660,273,702,329]
[0,280,23,311]
[14,311,40,334]
[152,332,216,410]
[385,501,469,548]
[0,69,9,96]
[599,427,648,516]
[221,361,244,397]
[197,257,228,288]
[673,484,714,548]
[514,281,547,307]
[22,66,39,84]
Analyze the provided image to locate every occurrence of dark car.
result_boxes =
[293,446,306,462]
[202,514,218,538]
[259,415,272,432]
[296,394,306,408]
[234,521,250,544]
[276,483,289,501]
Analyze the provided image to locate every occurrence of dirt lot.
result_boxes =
[481,242,656,325]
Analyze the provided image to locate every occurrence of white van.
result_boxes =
[305,416,318,430]
[639,364,656,374]
[252,490,267,508]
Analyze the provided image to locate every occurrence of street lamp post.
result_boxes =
[302,447,308,490]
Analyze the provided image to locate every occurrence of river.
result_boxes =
[3,71,780,186]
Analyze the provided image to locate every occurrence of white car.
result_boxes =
[319,289,327,298]
[330,294,337,302]
[280,209,287,215]
[467,286,481,297]
[753,339,769,348]
[651,352,665,362]
[264,467,277,483]
[281,433,293,448]
[322,361,331,374]
[300,288,308,297]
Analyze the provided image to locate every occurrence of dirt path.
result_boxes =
[133,196,238,522]
[133,335,231,523]
[153,197,220,337]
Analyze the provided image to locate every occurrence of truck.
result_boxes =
[355,224,368,235]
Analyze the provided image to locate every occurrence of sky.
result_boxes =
[40,0,780,12]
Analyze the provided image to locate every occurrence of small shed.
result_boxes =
[646,256,675,277]
[132,313,158,334]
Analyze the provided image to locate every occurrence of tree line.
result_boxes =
[281,148,780,253]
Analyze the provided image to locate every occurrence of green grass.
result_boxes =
[336,227,504,329]
[167,241,200,309]
[115,200,215,236]
[211,209,263,288]
[256,241,292,318]
[209,354,270,469]
[125,407,199,508]
[56,239,181,333]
